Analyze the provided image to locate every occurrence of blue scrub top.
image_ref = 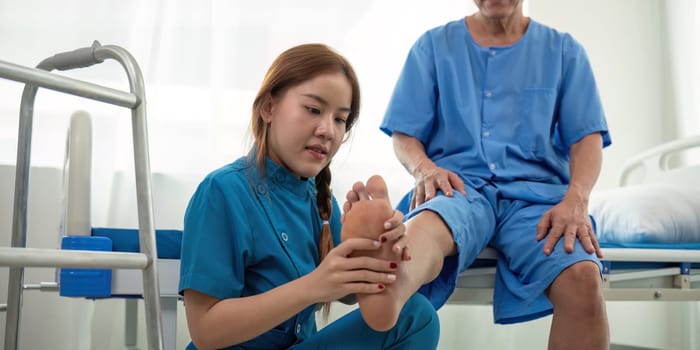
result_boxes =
[179,154,342,349]
[381,18,611,203]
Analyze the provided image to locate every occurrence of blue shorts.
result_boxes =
[398,184,602,324]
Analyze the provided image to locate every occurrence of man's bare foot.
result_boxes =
[342,175,407,331]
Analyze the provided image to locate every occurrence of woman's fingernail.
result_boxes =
[387,274,396,281]
[381,236,387,243]
[389,262,397,269]
[384,222,391,229]
[378,284,385,290]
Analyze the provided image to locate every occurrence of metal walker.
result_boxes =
[0,41,164,350]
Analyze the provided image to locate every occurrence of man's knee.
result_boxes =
[549,261,604,307]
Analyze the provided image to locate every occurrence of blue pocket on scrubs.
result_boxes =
[518,88,556,159]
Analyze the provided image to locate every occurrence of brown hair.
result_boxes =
[250,43,360,315]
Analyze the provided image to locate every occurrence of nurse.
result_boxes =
[178,43,439,350]
[351,0,612,349]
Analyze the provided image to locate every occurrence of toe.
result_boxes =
[352,180,371,200]
[366,175,389,201]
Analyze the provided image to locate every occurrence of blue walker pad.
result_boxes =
[59,236,112,298]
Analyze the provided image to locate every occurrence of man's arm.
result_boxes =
[392,131,431,176]
[567,132,603,205]
[392,132,465,209]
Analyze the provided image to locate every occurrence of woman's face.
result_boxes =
[474,0,522,19]
[263,71,353,178]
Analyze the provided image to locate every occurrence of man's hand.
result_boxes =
[410,159,466,210]
[535,194,603,258]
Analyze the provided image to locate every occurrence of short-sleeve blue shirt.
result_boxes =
[381,18,611,202]
[179,154,342,349]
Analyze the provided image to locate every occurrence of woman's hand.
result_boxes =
[377,210,411,261]
[307,237,399,303]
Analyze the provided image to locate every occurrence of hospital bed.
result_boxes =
[0,42,165,350]
[448,136,700,305]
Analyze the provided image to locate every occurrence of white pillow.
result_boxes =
[589,184,700,244]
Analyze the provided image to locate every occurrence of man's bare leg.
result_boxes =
[546,261,610,350]
[342,175,456,331]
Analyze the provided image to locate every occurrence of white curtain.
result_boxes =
[0,0,474,206]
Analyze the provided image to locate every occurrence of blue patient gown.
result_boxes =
[180,155,439,349]
[381,18,612,324]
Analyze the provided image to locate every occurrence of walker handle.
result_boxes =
[48,40,104,71]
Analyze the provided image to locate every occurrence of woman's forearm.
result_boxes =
[185,275,317,349]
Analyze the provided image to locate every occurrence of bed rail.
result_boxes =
[618,135,700,186]
[0,41,164,350]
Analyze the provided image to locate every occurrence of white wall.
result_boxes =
[662,0,700,138]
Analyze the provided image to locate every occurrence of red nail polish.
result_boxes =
[381,236,387,243]
[389,262,397,269]
[378,284,385,290]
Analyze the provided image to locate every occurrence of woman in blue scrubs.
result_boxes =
[179,43,439,350]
